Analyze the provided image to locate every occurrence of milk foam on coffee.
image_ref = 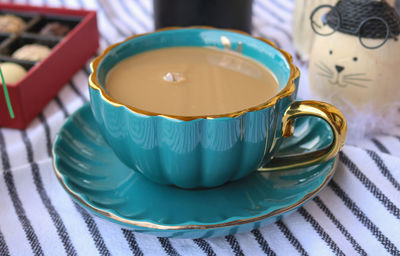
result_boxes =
[105,47,279,116]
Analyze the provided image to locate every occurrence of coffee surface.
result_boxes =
[105,47,279,116]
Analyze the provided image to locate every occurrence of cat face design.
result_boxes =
[316,49,369,89]
[311,33,371,89]
[309,31,400,112]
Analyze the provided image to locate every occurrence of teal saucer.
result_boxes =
[52,103,337,239]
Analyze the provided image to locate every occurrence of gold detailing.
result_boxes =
[259,101,347,171]
[52,150,337,230]
[89,26,299,121]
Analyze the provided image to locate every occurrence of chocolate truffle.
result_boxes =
[12,44,52,61]
[0,62,27,84]
[39,22,70,37]
[0,14,26,33]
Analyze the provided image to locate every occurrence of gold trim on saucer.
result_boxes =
[52,154,337,230]
[88,26,300,121]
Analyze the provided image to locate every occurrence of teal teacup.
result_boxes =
[89,27,347,189]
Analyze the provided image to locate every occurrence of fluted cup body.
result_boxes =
[89,28,299,188]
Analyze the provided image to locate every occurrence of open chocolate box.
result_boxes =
[0,3,99,129]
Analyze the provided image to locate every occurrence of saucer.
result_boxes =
[52,103,337,238]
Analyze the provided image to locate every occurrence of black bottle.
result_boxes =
[153,0,253,34]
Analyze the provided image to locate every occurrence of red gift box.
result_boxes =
[0,3,99,129]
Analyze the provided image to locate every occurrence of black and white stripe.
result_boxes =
[366,150,400,191]
[312,197,367,256]
[37,113,52,157]
[193,239,217,256]
[21,130,78,256]
[251,229,277,256]
[158,237,181,256]
[0,228,10,256]
[225,235,245,256]
[298,207,345,256]
[22,0,114,249]
[371,138,391,154]
[73,203,112,256]
[329,181,400,255]
[0,130,44,256]
[275,220,308,256]
[339,152,400,220]
[122,229,144,256]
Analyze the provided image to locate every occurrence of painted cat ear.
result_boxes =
[310,5,341,36]
[357,16,390,49]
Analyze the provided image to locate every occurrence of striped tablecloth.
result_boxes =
[1,0,400,255]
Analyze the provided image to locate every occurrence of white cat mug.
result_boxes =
[309,1,400,139]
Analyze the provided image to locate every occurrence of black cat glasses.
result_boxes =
[310,5,396,49]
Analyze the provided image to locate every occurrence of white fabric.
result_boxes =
[1,0,400,255]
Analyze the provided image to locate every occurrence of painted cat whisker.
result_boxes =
[344,81,368,88]
[343,73,368,77]
[317,62,333,74]
[316,66,332,76]
[316,68,333,77]
[319,62,333,72]
[315,67,333,77]
[315,64,333,75]
[317,61,333,72]
[343,77,372,82]
[317,73,333,79]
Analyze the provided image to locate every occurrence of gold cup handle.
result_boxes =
[259,100,347,171]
